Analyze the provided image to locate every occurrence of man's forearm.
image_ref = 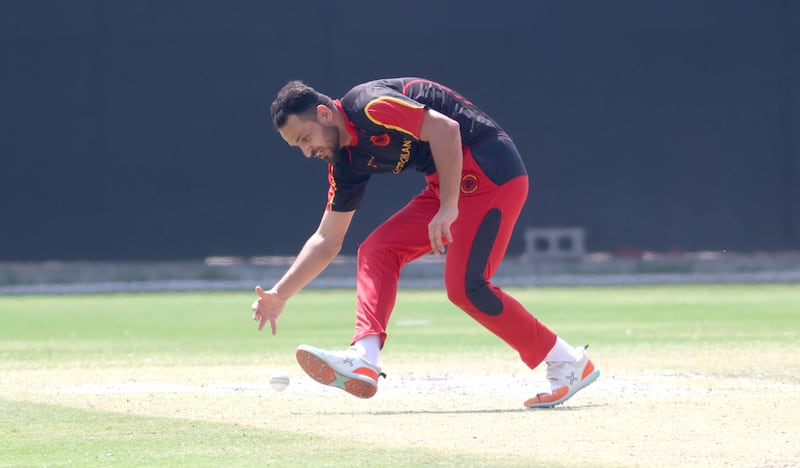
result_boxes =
[422,110,463,209]
[430,135,462,209]
[272,233,340,299]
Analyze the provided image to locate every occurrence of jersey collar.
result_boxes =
[333,99,358,147]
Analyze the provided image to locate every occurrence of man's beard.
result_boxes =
[316,124,341,164]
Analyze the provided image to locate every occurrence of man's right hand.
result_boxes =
[251,285,286,335]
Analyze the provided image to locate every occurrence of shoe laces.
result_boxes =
[545,345,588,387]
[545,360,574,385]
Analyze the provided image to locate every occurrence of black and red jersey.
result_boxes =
[327,78,525,212]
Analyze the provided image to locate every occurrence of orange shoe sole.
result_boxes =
[296,349,378,398]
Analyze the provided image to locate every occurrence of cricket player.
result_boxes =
[252,78,598,408]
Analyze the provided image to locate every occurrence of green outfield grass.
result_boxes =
[1,284,798,467]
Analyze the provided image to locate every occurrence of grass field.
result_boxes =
[1,284,798,467]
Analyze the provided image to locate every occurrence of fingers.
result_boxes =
[252,290,267,331]
[429,224,440,254]
[253,287,279,334]
[429,224,451,254]
[256,312,276,335]
[428,206,457,254]
[441,225,453,245]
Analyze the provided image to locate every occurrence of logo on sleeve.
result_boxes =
[370,134,391,146]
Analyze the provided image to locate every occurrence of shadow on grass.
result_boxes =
[292,403,607,416]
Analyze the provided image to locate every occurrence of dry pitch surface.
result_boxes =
[2,348,799,467]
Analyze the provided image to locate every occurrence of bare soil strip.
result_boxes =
[2,351,798,467]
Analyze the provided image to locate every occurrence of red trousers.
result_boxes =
[352,147,557,369]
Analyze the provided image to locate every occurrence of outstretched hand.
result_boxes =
[251,285,286,335]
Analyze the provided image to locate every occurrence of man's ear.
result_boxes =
[316,104,333,123]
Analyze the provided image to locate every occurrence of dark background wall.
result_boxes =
[1,1,798,261]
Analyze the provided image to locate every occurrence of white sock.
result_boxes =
[544,337,583,363]
[352,335,381,366]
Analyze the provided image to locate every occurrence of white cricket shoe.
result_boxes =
[525,345,599,408]
[295,344,385,399]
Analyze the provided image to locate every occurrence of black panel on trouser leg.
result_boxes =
[464,208,504,316]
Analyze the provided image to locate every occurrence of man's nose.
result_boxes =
[301,145,313,158]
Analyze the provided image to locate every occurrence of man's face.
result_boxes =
[278,113,340,164]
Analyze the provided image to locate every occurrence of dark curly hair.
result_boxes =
[270,80,334,130]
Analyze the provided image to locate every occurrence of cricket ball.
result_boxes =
[269,372,290,392]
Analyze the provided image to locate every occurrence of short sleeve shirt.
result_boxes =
[326,78,507,212]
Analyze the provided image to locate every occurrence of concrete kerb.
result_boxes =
[1,251,799,294]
